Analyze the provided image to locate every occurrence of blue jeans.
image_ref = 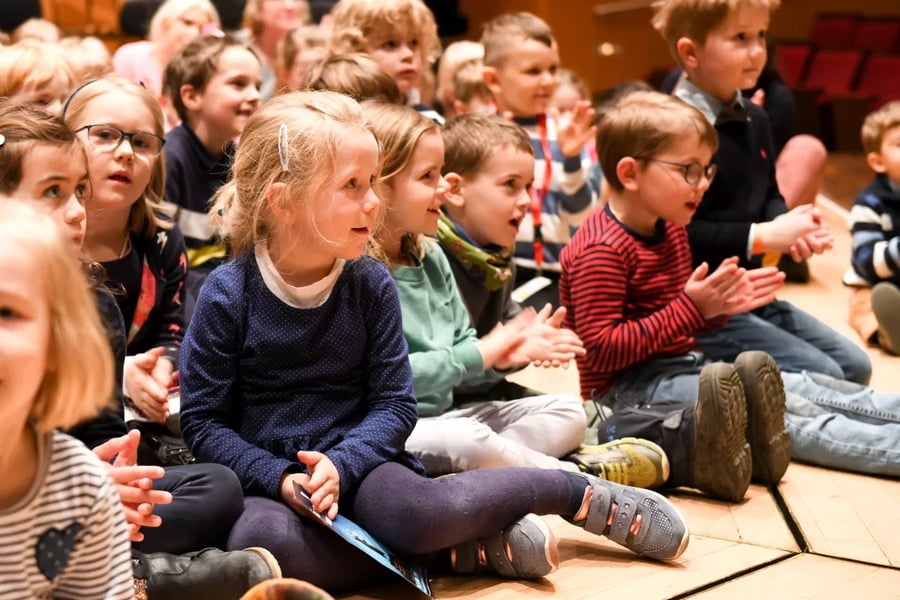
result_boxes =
[695,300,872,385]
[602,355,900,478]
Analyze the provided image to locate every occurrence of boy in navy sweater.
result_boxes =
[161,33,262,321]
[651,0,872,384]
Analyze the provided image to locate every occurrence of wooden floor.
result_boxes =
[338,154,900,599]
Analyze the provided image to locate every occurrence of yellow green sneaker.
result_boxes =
[564,437,670,489]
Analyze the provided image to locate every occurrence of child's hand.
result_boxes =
[521,304,586,368]
[477,310,535,370]
[93,431,172,542]
[788,227,834,261]
[294,451,341,520]
[125,348,173,424]
[756,205,823,255]
[684,257,749,318]
[720,266,785,316]
[550,101,596,158]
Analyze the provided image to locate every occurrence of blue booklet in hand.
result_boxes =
[292,481,432,597]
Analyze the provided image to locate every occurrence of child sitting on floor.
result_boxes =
[846,100,900,355]
[0,198,133,598]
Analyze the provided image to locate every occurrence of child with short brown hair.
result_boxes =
[480,12,598,309]
[846,100,900,355]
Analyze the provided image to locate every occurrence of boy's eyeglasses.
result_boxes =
[638,158,717,186]
[75,124,165,158]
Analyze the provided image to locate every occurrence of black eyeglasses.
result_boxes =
[75,124,165,158]
[637,158,717,186]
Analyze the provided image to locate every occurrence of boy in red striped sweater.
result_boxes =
[560,91,789,502]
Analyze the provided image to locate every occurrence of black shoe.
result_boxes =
[778,254,810,283]
[733,351,791,484]
[134,547,281,600]
[690,363,751,502]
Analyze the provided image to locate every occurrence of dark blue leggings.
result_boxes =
[136,463,244,555]
[228,462,574,590]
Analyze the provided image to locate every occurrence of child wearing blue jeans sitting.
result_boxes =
[178,91,690,593]
[561,91,900,507]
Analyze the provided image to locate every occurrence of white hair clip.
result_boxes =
[277,123,290,172]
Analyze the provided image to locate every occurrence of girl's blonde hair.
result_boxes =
[328,0,441,67]
[59,36,113,84]
[62,76,169,238]
[0,197,113,432]
[0,40,74,99]
[149,0,221,44]
[212,90,375,255]
[363,101,439,261]
[242,0,311,38]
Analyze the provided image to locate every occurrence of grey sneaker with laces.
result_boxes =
[451,514,559,579]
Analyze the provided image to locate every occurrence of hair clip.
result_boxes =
[0,133,5,147]
[277,123,290,172]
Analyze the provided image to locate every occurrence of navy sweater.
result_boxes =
[179,252,422,500]
[686,103,787,270]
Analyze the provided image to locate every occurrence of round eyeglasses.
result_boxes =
[638,158,717,186]
[75,124,166,158]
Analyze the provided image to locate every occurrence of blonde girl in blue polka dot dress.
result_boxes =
[179,90,690,594]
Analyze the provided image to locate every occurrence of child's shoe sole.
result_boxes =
[872,282,900,355]
[733,351,791,484]
[691,363,751,502]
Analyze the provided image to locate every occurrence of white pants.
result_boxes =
[405,395,586,475]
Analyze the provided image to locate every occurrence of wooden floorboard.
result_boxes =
[688,554,900,599]
[778,463,900,568]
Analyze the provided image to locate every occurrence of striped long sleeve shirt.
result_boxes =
[560,206,706,399]
[0,431,132,599]
[849,174,900,287]
[513,115,599,272]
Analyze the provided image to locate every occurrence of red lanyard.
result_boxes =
[531,114,553,271]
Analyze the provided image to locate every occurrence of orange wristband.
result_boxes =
[751,228,765,255]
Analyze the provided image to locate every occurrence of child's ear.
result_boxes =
[442,172,466,208]
[482,66,502,97]
[452,98,467,116]
[180,84,202,112]
[616,157,641,192]
[866,151,887,174]
[676,37,700,69]
[265,182,291,220]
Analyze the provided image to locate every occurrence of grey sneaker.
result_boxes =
[136,547,281,600]
[691,362,752,502]
[569,474,690,561]
[734,351,791,484]
[451,514,559,579]
[872,281,900,355]
[564,437,670,489]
